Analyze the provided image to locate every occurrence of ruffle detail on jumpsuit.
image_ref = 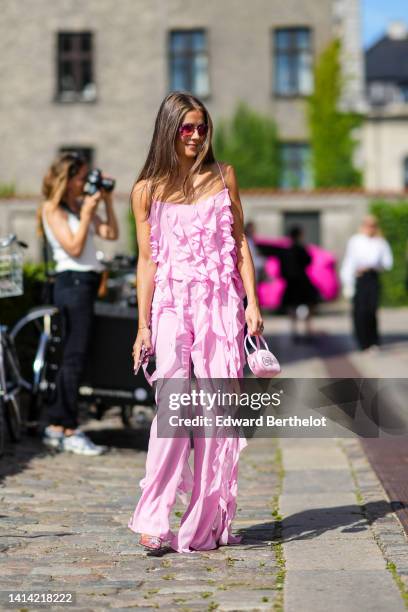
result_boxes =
[134,188,248,552]
[148,189,246,382]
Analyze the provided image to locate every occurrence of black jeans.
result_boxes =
[352,270,380,350]
[47,270,101,429]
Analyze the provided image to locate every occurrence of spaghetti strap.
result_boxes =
[216,161,226,189]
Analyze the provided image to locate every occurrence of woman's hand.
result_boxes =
[132,328,153,372]
[102,190,113,206]
[80,191,101,220]
[245,302,264,336]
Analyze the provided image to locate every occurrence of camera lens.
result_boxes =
[101,177,115,192]
[83,169,102,195]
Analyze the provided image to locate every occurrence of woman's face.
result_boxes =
[362,218,378,237]
[175,110,206,160]
[66,163,88,198]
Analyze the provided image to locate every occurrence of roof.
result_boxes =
[366,36,408,82]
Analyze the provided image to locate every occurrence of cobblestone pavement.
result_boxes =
[1,305,407,611]
[0,412,281,611]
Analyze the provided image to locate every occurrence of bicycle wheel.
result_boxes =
[10,307,61,430]
[4,394,21,442]
[0,398,5,457]
[3,337,22,442]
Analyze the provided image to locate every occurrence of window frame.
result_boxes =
[55,31,97,104]
[58,146,95,167]
[272,26,313,99]
[168,28,211,99]
[279,141,313,190]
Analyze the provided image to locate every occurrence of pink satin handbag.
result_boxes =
[244,333,281,378]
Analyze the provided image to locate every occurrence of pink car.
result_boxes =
[254,236,340,310]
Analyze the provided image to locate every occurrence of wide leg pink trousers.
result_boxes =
[128,279,247,553]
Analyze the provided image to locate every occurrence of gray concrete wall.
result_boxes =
[1,0,347,194]
[363,110,408,191]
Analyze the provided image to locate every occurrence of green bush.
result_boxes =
[0,183,16,197]
[1,262,49,327]
[370,200,408,306]
[214,102,281,187]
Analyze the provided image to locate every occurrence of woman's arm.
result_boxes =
[224,163,263,335]
[132,181,157,367]
[380,239,393,271]
[44,192,100,258]
[340,236,357,297]
[93,190,119,240]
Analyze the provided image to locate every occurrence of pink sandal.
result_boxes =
[139,534,162,551]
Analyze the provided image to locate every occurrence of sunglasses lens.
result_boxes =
[197,124,208,136]
[179,123,208,138]
[179,123,194,137]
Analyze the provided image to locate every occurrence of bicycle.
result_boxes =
[0,234,61,456]
[0,234,28,455]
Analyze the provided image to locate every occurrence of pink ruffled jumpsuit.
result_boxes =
[128,162,248,553]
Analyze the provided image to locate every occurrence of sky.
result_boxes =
[363,0,408,48]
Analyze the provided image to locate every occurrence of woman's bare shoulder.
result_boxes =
[216,162,237,188]
[42,200,67,221]
[131,179,151,215]
[131,179,149,200]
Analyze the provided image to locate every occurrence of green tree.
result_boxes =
[214,102,281,188]
[307,39,363,187]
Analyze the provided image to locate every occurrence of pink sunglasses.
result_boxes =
[178,123,208,138]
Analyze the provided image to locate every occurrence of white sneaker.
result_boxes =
[42,426,64,450]
[62,430,107,456]
[366,345,381,355]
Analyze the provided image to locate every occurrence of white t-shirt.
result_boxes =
[42,207,104,273]
[340,233,393,298]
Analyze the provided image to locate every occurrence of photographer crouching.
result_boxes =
[40,152,119,455]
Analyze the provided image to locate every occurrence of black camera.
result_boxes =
[83,168,116,196]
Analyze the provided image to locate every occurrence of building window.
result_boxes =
[274,28,313,96]
[404,157,408,190]
[59,146,94,166]
[368,81,408,106]
[280,143,312,189]
[169,30,210,97]
[57,32,96,102]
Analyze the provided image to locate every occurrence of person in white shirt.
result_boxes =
[40,152,119,454]
[340,215,393,351]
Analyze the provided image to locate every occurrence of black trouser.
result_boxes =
[47,270,101,429]
[352,270,380,350]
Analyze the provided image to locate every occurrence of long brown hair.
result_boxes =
[132,91,215,216]
[37,152,87,236]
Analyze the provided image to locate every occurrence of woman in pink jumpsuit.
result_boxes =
[128,92,264,553]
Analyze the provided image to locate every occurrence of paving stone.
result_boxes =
[0,433,277,607]
[284,570,406,612]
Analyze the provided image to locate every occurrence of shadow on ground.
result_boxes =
[0,420,150,483]
[235,500,407,544]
